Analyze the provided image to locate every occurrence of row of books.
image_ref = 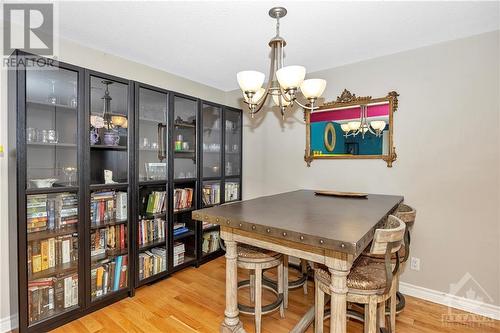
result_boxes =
[27,193,78,233]
[202,183,221,206]
[173,222,189,237]
[173,188,193,211]
[202,231,221,255]
[145,191,167,214]
[28,274,78,324]
[138,247,167,280]
[91,255,128,300]
[28,235,78,276]
[225,182,240,202]
[90,191,127,225]
[173,242,185,266]
[138,218,166,246]
[90,225,127,258]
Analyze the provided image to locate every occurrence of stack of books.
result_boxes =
[28,274,78,324]
[28,235,78,276]
[90,191,127,226]
[202,183,220,206]
[202,231,221,255]
[138,247,167,280]
[90,254,128,300]
[138,218,166,246]
[90,224,127,258]
[173,188,193,211]
[173,222,189,237]
[225,182,240,202]
[173,242,185,266]
[27,193,78,233]
[145,191,167,215]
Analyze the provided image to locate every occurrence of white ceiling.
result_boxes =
[57,1,500,91]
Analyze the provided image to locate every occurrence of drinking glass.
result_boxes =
[47,79,57,104]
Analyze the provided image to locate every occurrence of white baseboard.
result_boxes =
[0,314,17,333]
[400,282,500,320]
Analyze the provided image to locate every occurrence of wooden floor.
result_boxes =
[51,257,500,333]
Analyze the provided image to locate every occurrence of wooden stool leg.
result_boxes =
[314,281,324,333]
[378,301,386,331]
[249,271,255,303]
[390,276,398,332]
[301,259,308,295]
[255,266,262,333]
[283,255,289,309]
[366,297,378,333]
[277,260,285,318]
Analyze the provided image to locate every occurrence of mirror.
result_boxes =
[305,89,398,167]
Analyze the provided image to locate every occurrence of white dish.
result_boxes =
[30,178,58,188]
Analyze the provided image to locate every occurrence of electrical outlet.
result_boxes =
[410,257,420,271]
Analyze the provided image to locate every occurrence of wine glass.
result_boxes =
[47,79,57,104]
[69,81,77,108]
[63,167,77,186]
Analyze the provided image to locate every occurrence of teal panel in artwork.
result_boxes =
[310,121,346,154]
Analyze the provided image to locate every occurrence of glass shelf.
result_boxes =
[224,109,242,177]
[173,96,197,180]
[202,104,222,178]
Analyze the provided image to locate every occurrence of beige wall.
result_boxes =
[228,31,500,306]
[0,37,228,327]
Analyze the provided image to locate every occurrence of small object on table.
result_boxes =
[314,190,368,198]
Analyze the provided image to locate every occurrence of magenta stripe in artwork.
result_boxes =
[310,103,389,123]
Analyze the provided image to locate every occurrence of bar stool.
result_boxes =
[263,256,310,308]
[314,215,406,333]
[237,245,285,333]
[362,203,416,314]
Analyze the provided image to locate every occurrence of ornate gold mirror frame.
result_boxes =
[304,89,399,167]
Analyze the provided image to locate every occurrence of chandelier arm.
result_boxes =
[295,99,318,111]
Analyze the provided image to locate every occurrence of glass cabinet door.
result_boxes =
[138,87,168,182]
[26,66,79,189]
[89,76,129,185]
[202,104,222,178]
[173,96,197,180]
[25,64,81,326]
[224,109,241,177]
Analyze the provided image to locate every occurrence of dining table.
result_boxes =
[192,189,404,333]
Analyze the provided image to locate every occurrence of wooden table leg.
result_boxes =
[220,238,246,333]
[326,253,352,333]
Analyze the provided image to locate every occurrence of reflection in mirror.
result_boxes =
[310,102,390,156]
[305,90,398,167]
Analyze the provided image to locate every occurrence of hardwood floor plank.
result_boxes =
[49,257,499,333]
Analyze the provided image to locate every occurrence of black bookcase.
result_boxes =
[9,51,241,333]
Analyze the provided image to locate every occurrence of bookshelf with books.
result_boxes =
[10,51,241,332]
[9,52,86,333]
[197,105,242,264]
[136,185,168,286]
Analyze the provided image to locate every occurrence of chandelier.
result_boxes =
[236,7,327,118]
[340,105,387,139]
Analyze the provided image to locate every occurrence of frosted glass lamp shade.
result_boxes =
[340,123,350,133]
[370,120,386,131]
[272,94,291,107]
[237,71,265,93]
[276,66,306,90]
[300,79,326,99]
[348,121,361,131]
[244,87,266,104]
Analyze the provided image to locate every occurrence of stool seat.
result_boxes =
[394,204,416,225]
[316,257,388,294]
[237,244,280,261]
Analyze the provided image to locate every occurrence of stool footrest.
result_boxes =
[237,279,284,315]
